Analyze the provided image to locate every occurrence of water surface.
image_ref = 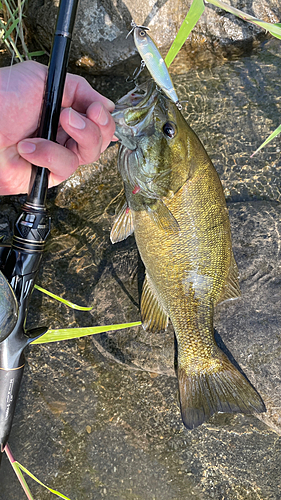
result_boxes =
[0,38,281,499]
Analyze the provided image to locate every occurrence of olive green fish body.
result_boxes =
[112,83,265,428]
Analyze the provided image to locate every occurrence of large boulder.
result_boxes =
[26,0,281,73]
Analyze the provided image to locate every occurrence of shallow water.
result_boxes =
[0,38,281,499]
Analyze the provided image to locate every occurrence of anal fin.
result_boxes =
[141,274,169,333]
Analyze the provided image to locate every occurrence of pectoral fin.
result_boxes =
[110,203,134,243]
[141,274,169,333]
[146,200,179,234]
[216,252,241,305]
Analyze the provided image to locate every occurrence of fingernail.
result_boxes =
[68,108,86,130]
[96,106,109,126]
[18,141,36,154]
[104,98,115,111]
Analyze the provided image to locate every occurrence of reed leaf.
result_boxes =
[5,444,34,500]
[251,123,281,157]
[165,0,205,67]
[206,0,281,40]
[15,462,71,500]
[31,322,142,344]
[34,284,93,311]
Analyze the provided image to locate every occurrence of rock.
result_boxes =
[25,0,281,73]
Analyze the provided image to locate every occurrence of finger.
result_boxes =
[17,105,115,189]
[86,101,116,152]
[59,106,115,164]
[17,138,79,187]
[0,145,31,195]
[0,62,47,148]
[59,108,102,164]
[62,73,115,114]
[56,125,70,146]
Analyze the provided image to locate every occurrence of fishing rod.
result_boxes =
[0,0,79,457]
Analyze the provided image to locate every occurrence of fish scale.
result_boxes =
[111,81,266,429]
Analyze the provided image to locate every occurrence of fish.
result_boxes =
[111,81,266,429]
[129,21,180,106]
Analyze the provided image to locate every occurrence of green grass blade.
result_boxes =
[0,17,24,61]
[10,463,34,500]
[31,322,142,344]
[165,0,205,67]
[6,2,21,21]
[251,123,281,157]
[27,50,45,57]
[2,0,16,21]
[5,445,34,500]
[3,17,20,40]
[15,462,72,500]
[34,284,93,311]
[206,0,281,39]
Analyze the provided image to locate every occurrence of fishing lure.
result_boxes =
[129,21,180,107]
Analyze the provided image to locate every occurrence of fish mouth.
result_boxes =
[114,80,156,111]
[112,81,159,149]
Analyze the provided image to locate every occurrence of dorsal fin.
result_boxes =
[141,274,169,332]
[216,252,241,305]
[110,203,134,243]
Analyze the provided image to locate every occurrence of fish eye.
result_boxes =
[139,29,146,37]
[163,121,177,138]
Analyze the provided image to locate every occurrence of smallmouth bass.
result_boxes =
[111,82,265,429]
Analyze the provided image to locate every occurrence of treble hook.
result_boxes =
[126,20,150,39]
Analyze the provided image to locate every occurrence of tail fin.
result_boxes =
[178,352,266,429]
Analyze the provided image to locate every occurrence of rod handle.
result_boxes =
[0,365,25,452]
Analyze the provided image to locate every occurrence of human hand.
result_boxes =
[0,60,116,195]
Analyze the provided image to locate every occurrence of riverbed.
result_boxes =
[0,36,281,499]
